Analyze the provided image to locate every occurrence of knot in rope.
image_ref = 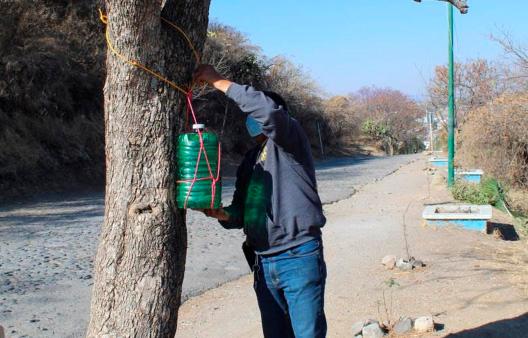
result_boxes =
[98,8,200,95]
[98,8,108,24]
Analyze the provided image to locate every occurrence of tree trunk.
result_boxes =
[87,1,210,337]
[384,137,395,156]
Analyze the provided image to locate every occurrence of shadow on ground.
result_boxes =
[445,313,528,337]
[487,222,520,241]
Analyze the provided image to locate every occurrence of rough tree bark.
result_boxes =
[87,1,210,337]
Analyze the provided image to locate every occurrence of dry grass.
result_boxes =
[456,92,528,216]
[0,113,104,197]
[0,1,105,199]
[507,189,528,216]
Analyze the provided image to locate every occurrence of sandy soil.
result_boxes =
[175,157,528,338]
[0,155,416,337]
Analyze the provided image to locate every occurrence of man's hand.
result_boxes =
[193,64,232,93]
[195,207,230,222]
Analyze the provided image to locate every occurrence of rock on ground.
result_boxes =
[396,258,413,271]
[393,317,412,335]
[381,255,396,269]
[351,320,365,336]
[414,315,434,333]
[362,322,385,338]
[412,259,425,268]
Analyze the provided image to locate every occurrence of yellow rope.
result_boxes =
[98,9,200,95]
[161,17,201,64]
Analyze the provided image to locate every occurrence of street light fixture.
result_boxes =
[414,0,468,187]
[413,0,469,14]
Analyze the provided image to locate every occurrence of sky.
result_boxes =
[209,0,528,99]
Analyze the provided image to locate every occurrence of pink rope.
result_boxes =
[177,91,221,209]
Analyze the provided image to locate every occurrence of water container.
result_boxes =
[176,124,222,209]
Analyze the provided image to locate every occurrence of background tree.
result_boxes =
[426,59,504,125]
[453,33,528,217]
[353,87,425,155]
[323,95,361,149]
[87,1,210,337]
[491,31,528,90]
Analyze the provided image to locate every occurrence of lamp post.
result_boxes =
[447,3,456,186]
[414,0,468,186]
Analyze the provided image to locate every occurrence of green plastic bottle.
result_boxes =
[176,124,222,209]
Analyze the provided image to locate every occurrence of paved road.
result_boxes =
[0,154,417,337]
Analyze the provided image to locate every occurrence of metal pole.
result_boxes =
[447,3,455,186]
[429,112,434,152]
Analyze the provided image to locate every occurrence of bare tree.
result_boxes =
[87,1,210,337]
[323,95,361,147]
[354,87,424,155]
[491,31,528,90]
[426,59,504,124]
[491,32,528,72]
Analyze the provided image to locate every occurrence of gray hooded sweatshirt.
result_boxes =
[219,83,326,255]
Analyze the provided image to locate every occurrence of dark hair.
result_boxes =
[263,91,288,112]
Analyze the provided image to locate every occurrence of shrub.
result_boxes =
[451,177,506,208]
[456,92,528,189]
[451,181,493,205]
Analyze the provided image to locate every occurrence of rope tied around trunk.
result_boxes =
[98,8,200,94]
[99,9,221,209]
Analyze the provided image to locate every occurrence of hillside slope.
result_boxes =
[0,1,105,198]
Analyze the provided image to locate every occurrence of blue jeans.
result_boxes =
[254,238,327,338]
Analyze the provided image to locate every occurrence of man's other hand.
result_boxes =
[193,64,232,93]
[195,207,230,221]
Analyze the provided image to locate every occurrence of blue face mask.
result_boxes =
[246,116,263,137]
